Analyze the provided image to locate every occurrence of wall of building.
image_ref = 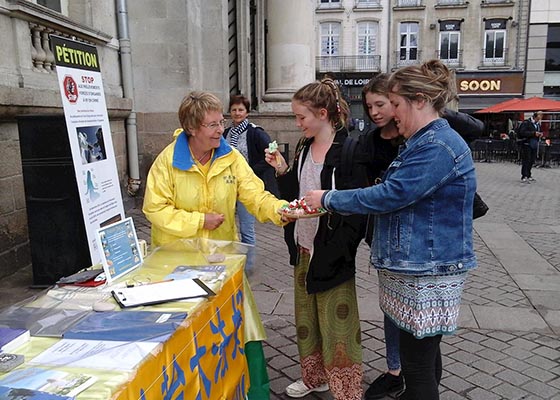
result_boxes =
[525,0,560,97]
[0,0,131,277]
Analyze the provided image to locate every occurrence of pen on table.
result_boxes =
[126,278,174,288]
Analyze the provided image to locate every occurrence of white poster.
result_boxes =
[52,35,125,266]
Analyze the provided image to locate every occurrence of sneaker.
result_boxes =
[528,177,536,182]
[521,177,529,183]
[365,372,405,400]
[285,379,329,398]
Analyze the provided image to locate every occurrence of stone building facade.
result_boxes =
[0,0,318,279]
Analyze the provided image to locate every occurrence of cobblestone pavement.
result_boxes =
[2,161,560,399]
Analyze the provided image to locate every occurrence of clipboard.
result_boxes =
[111,278,215,308]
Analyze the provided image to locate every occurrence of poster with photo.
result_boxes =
[52,35,125,266]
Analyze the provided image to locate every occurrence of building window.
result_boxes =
[321,22,340,56]
[545,24,560,71]
[319,0,341,8]
[439,21,460,64]
[34,0,65,14]
[399,22,418,62]
[357,21,378,55]
[484,19,506,63]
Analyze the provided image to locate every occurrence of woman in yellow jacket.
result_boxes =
[143,91,288,400]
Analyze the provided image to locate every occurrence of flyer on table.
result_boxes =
[51,35,125,265]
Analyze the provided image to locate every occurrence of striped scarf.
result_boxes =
[228,119,249,148]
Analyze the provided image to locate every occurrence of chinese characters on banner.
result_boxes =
[51,35,125,265]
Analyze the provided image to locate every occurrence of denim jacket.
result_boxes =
[323,118,477,275]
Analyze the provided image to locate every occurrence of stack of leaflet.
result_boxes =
[27,311,187,372]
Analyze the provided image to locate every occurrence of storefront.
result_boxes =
[456,71,524,112]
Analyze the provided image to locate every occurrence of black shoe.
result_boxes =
[365,373,405,400]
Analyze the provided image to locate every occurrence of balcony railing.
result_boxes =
[436,0,466,5]
[316,55,382,73]
[395,0,424,7]
[480,48,509,67]
[393,50,422,68]
[317,1,344,10]
[436,50,463,69]
[482,0,513,4]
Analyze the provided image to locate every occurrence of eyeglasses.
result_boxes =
[200,119,227,130]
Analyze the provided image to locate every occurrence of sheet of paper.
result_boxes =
[112,278,213,308]
[29,339,159,371]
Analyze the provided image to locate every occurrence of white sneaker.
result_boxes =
[285,379,329,398]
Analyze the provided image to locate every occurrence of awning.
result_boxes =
[475,96,560,113]
[457,96,522,112]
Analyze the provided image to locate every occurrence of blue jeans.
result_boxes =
[236,201,256,273]
[385,315,401,371]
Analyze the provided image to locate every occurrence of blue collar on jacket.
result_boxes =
[404,118,449,149]
[172,130,233,171]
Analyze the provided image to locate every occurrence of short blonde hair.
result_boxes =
[388,60,455,114]
[178,91,223,134]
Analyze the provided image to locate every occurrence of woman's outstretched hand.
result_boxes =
[265,148,289,176]
[204,213,225,230]
[304,190,327,210]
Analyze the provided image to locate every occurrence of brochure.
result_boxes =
[29,339,158,371]
[0,367,96,397]
[0,386,72,399]
[0,327,30,353]
[63,311,187,342]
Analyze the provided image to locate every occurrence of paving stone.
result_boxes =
[491,382,530,400]
[522,380,560,398]
[470,358,505,375]
[494,369,532,386]
[441,375,476,393]
[525,354,559,370]
[523,366,557,382]
[446,362,478,378]
[509,337,542,351]
[465,387,501,400]
[465,371,502,390]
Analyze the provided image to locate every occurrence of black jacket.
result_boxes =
[517,118,541,148]
[276,128,368,294]
[224,122,279,196]
[442,109,485,144]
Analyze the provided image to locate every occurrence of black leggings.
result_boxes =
[398,330,442,400]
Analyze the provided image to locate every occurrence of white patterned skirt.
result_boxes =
[378,269,468,339]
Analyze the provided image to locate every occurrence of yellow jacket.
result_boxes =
[143,129,286,247]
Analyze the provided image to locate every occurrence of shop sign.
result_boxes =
[334,78,371,87]
[457,73,523,95]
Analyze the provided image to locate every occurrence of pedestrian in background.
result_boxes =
[265,78,368,400]
[305,60,478,400]
[518,111,544,182]
[224,94,279,275]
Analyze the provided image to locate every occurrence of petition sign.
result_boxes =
[51,35,125,265]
